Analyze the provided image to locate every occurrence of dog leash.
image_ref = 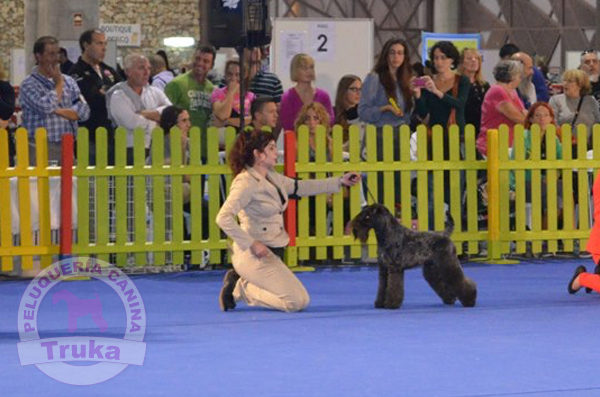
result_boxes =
[363,181,378,204]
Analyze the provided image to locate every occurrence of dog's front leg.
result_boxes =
[384,267,404,309]
[375,264,388,308]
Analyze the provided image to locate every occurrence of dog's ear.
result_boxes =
[372,203,385,214]
[374,204,391,216]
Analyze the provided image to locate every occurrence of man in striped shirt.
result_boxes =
[247,47,283,103]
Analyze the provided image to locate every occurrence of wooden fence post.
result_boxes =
[284,130,299,268]
[60,134,74,260]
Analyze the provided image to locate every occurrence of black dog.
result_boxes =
[352,203,477,309]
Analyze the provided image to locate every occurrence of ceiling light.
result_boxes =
[163,37,195,48]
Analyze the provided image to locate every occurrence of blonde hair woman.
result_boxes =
[280,53,334,131]
[294,102,332,157]
[297,101,367,208]
[458,48,490,134]
[549,69,600,148]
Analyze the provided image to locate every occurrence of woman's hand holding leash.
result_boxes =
[340,172,362,187]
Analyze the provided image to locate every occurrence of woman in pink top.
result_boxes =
[476,59,527,156]
[280,53,334,131]
[211,60,255,129]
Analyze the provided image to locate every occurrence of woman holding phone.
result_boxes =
[411,40,469,154]
[411,41,469,229]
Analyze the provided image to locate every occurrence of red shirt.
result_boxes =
[476,84,525,156]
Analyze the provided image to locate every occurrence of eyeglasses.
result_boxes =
[582,49,597,56]
[348,87,362,93]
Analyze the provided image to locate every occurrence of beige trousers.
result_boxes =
[28,140,62,166]
[231,247,309,312]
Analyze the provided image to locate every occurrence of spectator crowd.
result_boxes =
[2,31,600,220]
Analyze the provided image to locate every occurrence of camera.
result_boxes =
[413,77,427,88]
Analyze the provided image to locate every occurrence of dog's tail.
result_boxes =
[444,211,454,235]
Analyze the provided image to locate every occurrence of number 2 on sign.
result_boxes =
[317,34,328,52]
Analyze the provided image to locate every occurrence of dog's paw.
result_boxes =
[374,300,385,309]
[442,297,457,305]
[383,301,402,309]
[459,298,476,307]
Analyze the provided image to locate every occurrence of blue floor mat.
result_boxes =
[1,259,600,397]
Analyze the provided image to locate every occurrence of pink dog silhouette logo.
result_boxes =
[17,257,146,385]
[52,290,109,333]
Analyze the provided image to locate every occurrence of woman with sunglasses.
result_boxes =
[334,75,363,151]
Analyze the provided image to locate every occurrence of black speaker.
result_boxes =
[205,0,272,49]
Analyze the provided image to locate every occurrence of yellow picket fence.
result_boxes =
[72,125,250,269]
[0,128,61,272]
[292,123,487,264]
[488,123,600,259]
[1,123,599,273]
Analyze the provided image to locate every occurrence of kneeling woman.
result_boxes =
[216,129,361,312]
[568,172,600,294]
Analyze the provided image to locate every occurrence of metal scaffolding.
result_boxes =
[460,0,600,68]
[271,0,600,68]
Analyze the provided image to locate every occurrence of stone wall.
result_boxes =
[0,0,199,81]
[99,0,200,72]
[0,1,26,81]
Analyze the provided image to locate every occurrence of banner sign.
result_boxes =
[100,23,142,47]
[421,32,481,63]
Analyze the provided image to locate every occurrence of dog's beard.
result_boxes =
[352,224,370,243]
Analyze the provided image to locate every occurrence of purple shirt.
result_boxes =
[280,87,334,131]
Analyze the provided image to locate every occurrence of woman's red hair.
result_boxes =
[524,102,556,130]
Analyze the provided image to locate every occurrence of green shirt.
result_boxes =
[509,128,563,189]
[165,72,214,157]
[415,74,470,130]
